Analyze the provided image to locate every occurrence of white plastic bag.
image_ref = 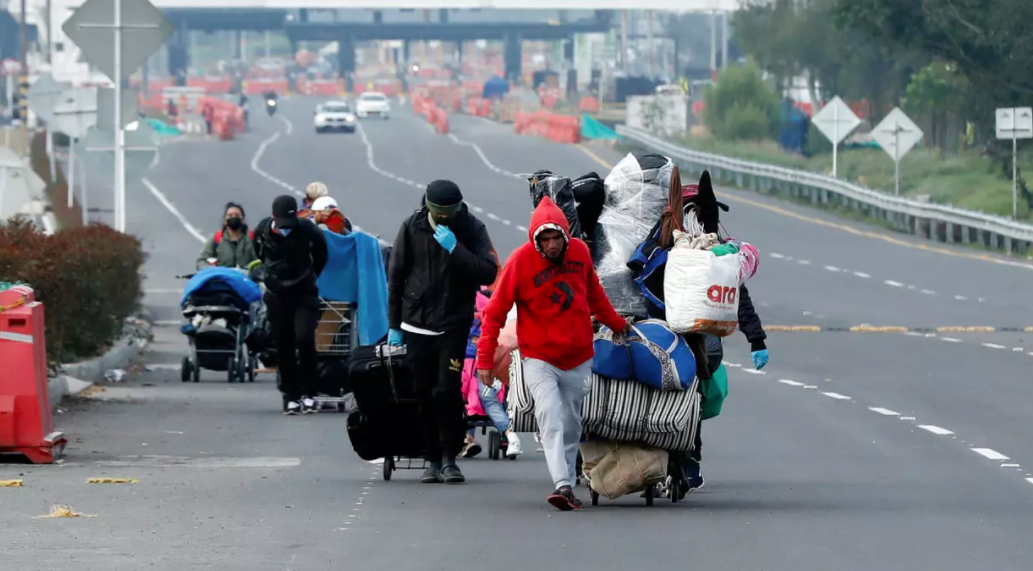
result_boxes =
[664,231,741,336]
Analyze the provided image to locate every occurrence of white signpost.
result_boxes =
[26,74,72,184]
[995,107,1033,220]
[52,88,99,219]
[871,107,924,196]
[63,0,174,233]
[811,96,860,178]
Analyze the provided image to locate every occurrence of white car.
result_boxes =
[314,101,356,133]
[355,92,391,119]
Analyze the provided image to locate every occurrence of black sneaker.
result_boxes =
[420,462,443,484]
[547,486,582,511]
[282,400,301,415]
[461,441,482,458]
[441,462,465,484]
[301,396,318,414]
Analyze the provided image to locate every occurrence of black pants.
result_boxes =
[406,329,468,462]
[265,292,320,402]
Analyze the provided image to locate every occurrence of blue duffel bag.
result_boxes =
[593,319,697,391]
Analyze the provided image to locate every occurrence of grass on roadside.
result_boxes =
[668,134,1033,221]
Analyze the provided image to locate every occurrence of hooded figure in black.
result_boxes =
[386,180,498,485]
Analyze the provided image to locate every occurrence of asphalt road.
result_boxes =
[3,96,1033,570]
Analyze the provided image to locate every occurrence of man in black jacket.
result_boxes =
[387,180,498,484]
[254,195,329,415]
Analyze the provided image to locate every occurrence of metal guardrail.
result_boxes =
[616,125,1033,252]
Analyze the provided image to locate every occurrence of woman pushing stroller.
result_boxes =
[196,202,258,270]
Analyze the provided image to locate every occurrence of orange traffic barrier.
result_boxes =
[244,80,288,95]
[187,76,233,94]
[434,108,449,134]
[213,110,235,141]
[0,286,66,464]
[297,78,343,96]
[578,96,600,113]
[514,111,580,143]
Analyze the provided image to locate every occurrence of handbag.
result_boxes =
[700,363,729,420]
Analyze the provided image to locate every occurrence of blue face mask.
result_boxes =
[280,228,292,237]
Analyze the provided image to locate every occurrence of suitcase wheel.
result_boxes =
[382,457,394,481]
[180,357,192,383]
[488,430,501,460]
[590,489,599,506]
[645,484,655,506]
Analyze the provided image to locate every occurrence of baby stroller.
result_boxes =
[178,267,263,383]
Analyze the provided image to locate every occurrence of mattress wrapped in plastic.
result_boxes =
[593,153,673,317]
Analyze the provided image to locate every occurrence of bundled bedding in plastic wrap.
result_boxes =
[529,171,584,239]
[593,153,674,317]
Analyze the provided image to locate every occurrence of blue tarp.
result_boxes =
[581,115,619,140]
[181,267,262,306]
[482,76,510,100]
[316,229,389,345]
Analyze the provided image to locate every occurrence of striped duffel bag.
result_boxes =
[507,349,540,433]
[582,374,702,452]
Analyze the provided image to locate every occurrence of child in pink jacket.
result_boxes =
[460,292,523,458]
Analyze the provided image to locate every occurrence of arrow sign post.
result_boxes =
[63,0,174,233]
[871,108,924,196]
[811,96,860,178]
[27,74,72,185]
[52,88,100,216]
[995,107,1033,220]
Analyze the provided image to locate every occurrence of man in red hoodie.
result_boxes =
[476,197,628,510]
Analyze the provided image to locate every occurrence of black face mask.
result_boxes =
[226,217,243,231]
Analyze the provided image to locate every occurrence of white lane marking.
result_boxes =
[904,331,923,337]
[249,130,301,195]
[1026,478,1033,485]
[900,416,916,420]
[1028,352,1033,357]
[918,425,954,435]
[502,219,512,226]
[869,407,900,416]
[516,225,527,232]
[368,458,385,464]
[446,133,522,179]
[1002,463,1021,468]
[955,295,967,301]
[803,385,817,389]
[356,123,427,192]
[797,259,811,265]
[981,342,1007,349]
[153,319,181,326]
[972,448,1010,461]
[142,178,206,243]
[487,213,500,221]
[824,265,840,272]
[1013,347,1025,352]
[822,392,851,400]
[884,280,904,287]
[472,206,484,213]
[724,362,741,368]
[278,115,293,136]
[779,379,804,387]
[920,289,936,295]
[853,271,871,278]
[740,368,766,375]
[770,252,785,259]
[941,337,963,343]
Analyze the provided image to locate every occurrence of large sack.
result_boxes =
[571,172,605,243]
[579,440,668,500]
[593,319,696,391]
[665,231,740,336]
[582,374,698,435]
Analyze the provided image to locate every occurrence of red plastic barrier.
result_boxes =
[187,76,233,94]
[244,80,288,95]
[434,108,449,134]
[514,111,579,143]
[0,286,66,464]
[578,96,600,113]
[213,110,235,141]
[297,78,342,96]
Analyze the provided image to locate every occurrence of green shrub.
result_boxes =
[703,63,780,140]
[0,219,145,365]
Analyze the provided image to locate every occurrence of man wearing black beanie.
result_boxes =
[387,180,499,484]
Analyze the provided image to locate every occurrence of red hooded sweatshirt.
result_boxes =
[476,197,626,372]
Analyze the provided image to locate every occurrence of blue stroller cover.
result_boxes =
[181,267,262,307]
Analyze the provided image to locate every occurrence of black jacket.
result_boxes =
[388,204,498,332]
[253,217,329,297]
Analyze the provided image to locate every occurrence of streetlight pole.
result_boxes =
[18,0,29,135]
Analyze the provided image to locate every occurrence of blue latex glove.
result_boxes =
[387,328,404,346]
[434,225,457,253]
[751,349,769,370]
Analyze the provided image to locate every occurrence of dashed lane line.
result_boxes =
[972,448,1010,461]
[918,425,954,435]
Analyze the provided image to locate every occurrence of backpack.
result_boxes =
[214,229,254,245]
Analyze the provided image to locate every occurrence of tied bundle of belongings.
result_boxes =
[593,153,674,318]
[528,171,584,240]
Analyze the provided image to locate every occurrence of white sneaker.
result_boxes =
[301,397,318,414]
[505,432,523,457]
[283,400,301,415]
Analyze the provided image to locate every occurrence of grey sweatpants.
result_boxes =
[523,357,593,489]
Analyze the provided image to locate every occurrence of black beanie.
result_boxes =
[425,180,463,208]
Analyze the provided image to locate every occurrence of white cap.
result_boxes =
[306,181,329,201]
[311,196,338,211]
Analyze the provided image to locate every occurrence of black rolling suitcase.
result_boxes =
[346,344,424,461]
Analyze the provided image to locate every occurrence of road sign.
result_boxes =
[26,74,71,123]
[75,122,159,186]
[62,0,174,233]
[872,107,923,196]
[52,88,99,140]
[62,0,175,85]
[995,107,1033,140]
[98,88,140,129]
[811,96,861,178]
[995,107,1033,220]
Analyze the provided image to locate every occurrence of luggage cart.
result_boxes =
[313,300,359,412]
